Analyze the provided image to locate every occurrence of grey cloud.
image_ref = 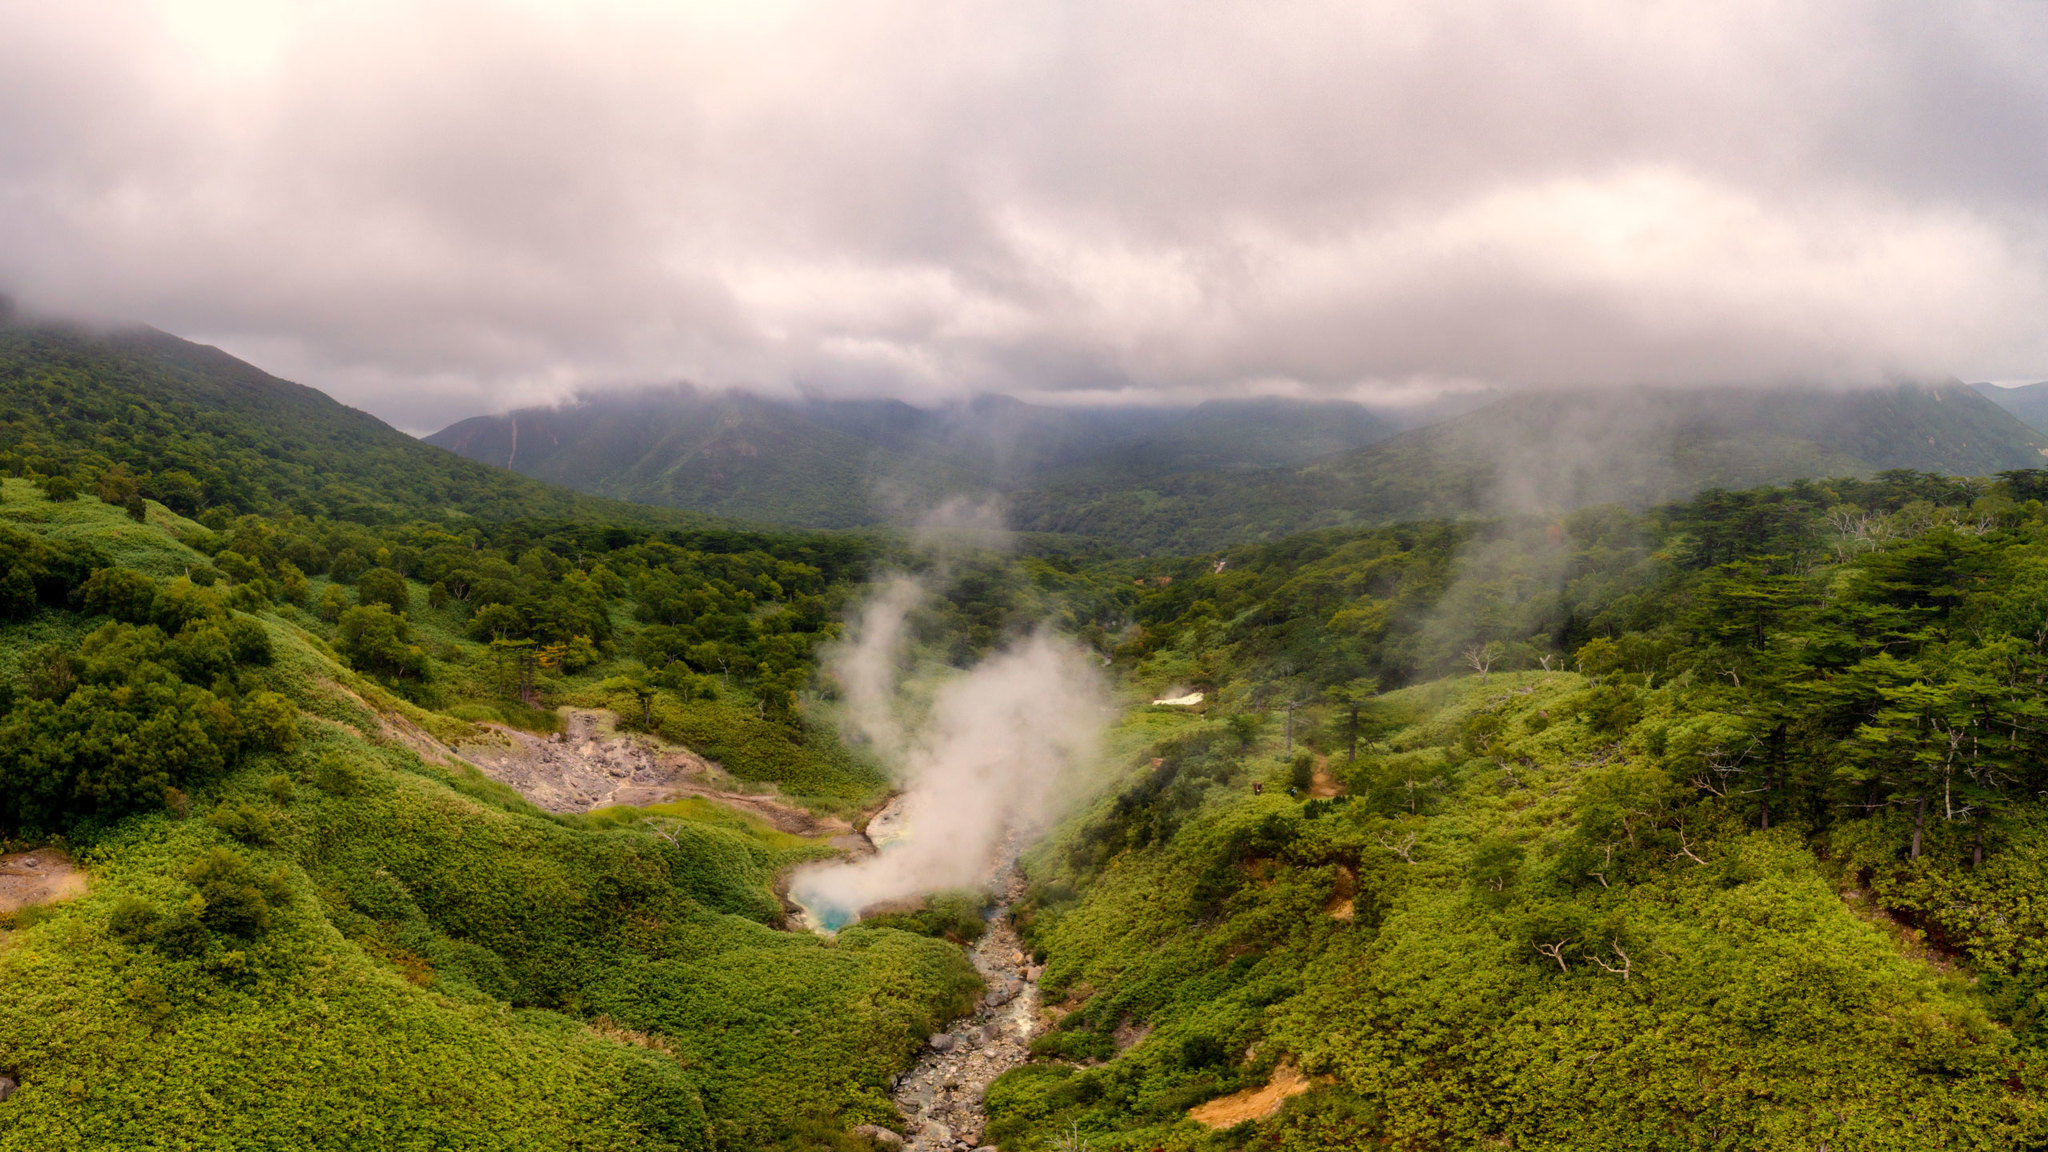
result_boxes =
[2,1,2046,432]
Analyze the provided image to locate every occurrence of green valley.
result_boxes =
[9,322,2048,1150]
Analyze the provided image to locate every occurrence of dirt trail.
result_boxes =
[1308,755,1344,798]
[456,708,851,836]
[886,864,1042,1152]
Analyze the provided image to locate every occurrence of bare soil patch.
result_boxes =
[1189,1060,1313,1128]
[0,849,87,917]
[1309,756,1344,799]
[1326,864,1357,921]
[457,708,851,835]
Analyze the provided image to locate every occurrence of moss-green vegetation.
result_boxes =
[856,890,994,946]
[0,486,977,1150]
[986,470,2048,1150]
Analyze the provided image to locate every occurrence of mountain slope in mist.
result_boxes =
[425,388,985,529]
[1008,383,2048,552]
[0,320,718,527]
[429,381,2046,549]
[424,389,1426,529]
[1974,380,2048,437]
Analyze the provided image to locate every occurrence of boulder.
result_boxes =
[0,1075,17,1102]
[928,1032,955,1052]
[917,1120,951,1146]
[850,1124,904,1146]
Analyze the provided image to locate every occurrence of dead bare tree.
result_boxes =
[642,817,681,847]
[1586,940,1632,979]
[1377,831,1416,863]
[1463,642,1502,682]
[1674,827,1708,865]
[1535,941,1570,972]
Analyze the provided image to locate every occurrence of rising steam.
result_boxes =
[790,574,1104,927]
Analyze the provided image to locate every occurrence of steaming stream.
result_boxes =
[798,819,1044,1151]
[786,569,1105,1147]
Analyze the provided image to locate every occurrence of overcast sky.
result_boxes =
[3,1,2047,433]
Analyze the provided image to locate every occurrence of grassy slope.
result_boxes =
[0,487,976,1151]
[990,672,2037,1150]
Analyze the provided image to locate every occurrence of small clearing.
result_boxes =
[456,708,850,836]
[0,849,87,917]
[1841,887,1965,976]
[1188,1060,1313,1128]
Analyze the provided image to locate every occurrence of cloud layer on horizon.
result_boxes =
[2,0,2046,432]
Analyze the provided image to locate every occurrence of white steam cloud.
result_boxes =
[791,579,1104,924]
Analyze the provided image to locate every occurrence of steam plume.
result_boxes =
[792,580,1104,923]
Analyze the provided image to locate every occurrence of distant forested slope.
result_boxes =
[0,321,716,527]
[1975,379,2048,437]
[426,389,1415,529]
[431,380,2048,552]
[1008,382,2048,552]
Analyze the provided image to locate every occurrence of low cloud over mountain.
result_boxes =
[3,2,2048,430]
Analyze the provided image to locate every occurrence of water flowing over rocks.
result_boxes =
[891,866,1038,1152]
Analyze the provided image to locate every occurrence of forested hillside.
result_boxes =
[1977,379,2048,437]
[0,322,717,527]
[980,468,2048,1148]
[0,476,1007,1150]
[429,375,2048,553]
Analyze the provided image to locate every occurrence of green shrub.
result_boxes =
[107,896,162,945]
[337,604,429,680]
[207,802,276,846]
[356,566,412,615]
[76,566,159,623]
[183,846,282,938]
[857,890,991,944]
[313,755,364,796]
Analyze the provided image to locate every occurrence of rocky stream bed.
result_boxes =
[856,865,1042,1152]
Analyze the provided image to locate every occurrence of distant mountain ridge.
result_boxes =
[431,380,2048,551]
[1010,382,2048,551]
[425,388,1435,529]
